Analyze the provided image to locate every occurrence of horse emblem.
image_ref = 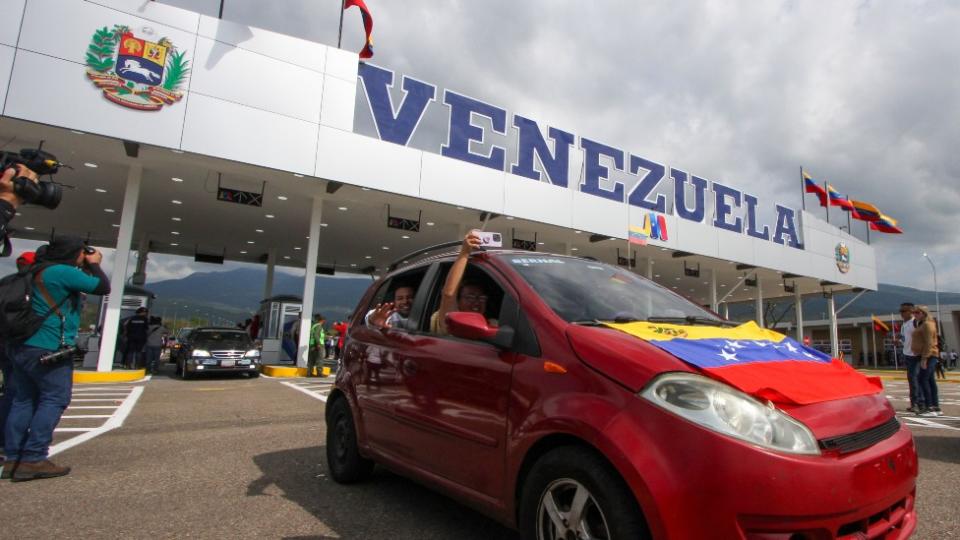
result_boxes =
[85,25,190,111]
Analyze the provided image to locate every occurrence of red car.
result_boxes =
[326,248,917,540]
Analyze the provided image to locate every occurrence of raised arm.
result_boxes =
[436,230,481,333]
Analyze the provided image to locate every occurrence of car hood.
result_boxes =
[566,324,894,438]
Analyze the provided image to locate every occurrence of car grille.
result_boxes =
[836,493,912,540]
[211,350,244,359]
[818,417,900,455]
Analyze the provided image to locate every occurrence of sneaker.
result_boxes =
[11,459,71,482]
[931,407,943,417]
[906,406,918,414]
[918,409,937,417]
[0,460,17,480]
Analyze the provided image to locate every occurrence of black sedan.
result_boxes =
[176,327,261,379]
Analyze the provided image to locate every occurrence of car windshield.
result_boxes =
[506,256,722,324]
[191,331,252,350]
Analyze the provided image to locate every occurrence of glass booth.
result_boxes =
[257,295,302,364]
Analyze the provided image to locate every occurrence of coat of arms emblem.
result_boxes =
[85,25,190,111]
[835,242,850,273]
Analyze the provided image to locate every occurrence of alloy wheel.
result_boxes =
[536,478,611,540]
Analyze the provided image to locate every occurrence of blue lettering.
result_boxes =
[511,116,574,188]
[628,156,666,212]
[773,205,801,248]
[580,138,625,202]
[712,183,743,233]
[357,64,436,146]
[743,194,770,240]
[441,90,507,171]
[672,169,706,222]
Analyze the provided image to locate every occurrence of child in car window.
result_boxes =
[430,230,498,335]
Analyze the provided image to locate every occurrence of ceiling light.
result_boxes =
[337,206,348,211]
[361,187,370,191]
[171,231,180,235]
[171,149,184,154]
[456,206,464,210]
[401,235,410,239]
[95,188,107,193]
[654,274,661,278]
[574,230,582,234]
[283,256,291,260]
[350,263,357,267]
[104,208,115,213]
[293,173,304,178]
[255,229,264,233]
[689,289,695,292]
[571,247,579,251]
[170,243,178,247]
[112,224,120,228]
[171,217,181,222]
[70,130,86,135]
[277,196,288,201]
[240,250,247,254]
[720,284,727,288]
[506,216,515,220]
[382,246,389,250]
[247,241,255,244]
[265,214,275,219]
[171,200,182,205]
[84,162,98,168]
[171,177,183,183]
[426,222,435,226]
[364,255,372,259]
[672,286,678,289]
[538,242,544,245]
[24,226,34,231]
[294,247,302,250]
[675,277,681,281]
[660,248,668,251]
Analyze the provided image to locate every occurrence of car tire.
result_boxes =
[519,446,649,540]
[326,397,374,484]
[248,371,260,378]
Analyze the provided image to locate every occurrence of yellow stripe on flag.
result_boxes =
[605,320,787,342]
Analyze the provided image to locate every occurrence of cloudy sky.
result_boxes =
[6,1,959,293]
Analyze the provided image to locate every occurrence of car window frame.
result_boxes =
[362,264,435,334]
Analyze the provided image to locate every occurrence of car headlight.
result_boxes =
[243,349,260,359]
[192,349,211,358]
[640,373,819,455]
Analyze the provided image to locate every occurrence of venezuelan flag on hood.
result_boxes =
[605,321,882,405]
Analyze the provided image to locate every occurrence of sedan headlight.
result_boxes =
[243,349,260,359]
[640,373,819,455]
[192,349,211,358]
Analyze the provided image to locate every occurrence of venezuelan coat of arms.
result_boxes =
[85,25,190,111]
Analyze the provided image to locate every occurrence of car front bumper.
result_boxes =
[185,362,260,374]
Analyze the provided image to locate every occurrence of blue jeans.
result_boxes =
[145,346,162,374]
[917,357,939,409]
[905,355,920,407]
[4,345,73,462]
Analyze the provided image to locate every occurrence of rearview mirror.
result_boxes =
[446,312,515,348]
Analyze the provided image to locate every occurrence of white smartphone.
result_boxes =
[478,231,503,247]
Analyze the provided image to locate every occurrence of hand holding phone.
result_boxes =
[477,231,502,248]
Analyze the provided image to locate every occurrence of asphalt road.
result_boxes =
[0,368,957,539]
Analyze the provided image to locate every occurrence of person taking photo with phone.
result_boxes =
[2,235,110,482]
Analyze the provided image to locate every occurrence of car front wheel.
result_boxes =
[519,446,649,540]
[326,397,374,483]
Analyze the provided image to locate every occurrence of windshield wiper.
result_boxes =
[570,319,605,326]
[644,316,739,327]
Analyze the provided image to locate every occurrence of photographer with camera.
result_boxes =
[0,165,40,255]
[0,145,66,258]
[2,235,109,482]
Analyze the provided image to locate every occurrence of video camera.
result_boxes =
[38,345,84,365]
[0,143,67,209]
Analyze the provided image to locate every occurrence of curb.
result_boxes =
[261,365,331,378]
[74,369,146,383]
[859,373,960,384]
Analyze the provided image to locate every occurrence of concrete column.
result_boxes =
[827,292,839,359]
[860,325,869,367]
[709,268,718,312]
[263,249,276,300]
[722,303,730,319]
[97,165,141,372]
[754,276,764,327]
[794,287,804,341]
[297,198,322,369]
[645,258,654,280]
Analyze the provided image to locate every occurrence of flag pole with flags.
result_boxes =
[337,0,345,48]
[339,0,375,59]
[800,166,806,212]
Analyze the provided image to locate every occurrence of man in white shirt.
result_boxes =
[897,303,920,413]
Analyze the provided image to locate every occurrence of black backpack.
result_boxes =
[0,264,69,344]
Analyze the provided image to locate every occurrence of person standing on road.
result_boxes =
[0,251,37,469]
[896,303,920,413]
[145,316,170,376]
[3,235,110,482]
[122,307,149,369]
[307,314,326,377]
[912,305,941,417]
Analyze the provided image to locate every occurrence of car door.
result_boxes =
[391,262,530,501]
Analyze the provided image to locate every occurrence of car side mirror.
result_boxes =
[446,312,515,349]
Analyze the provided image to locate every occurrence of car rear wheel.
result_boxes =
[519,446,649,540]
[326,397,374,483]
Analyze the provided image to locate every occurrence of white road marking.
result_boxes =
[49,386,144,457]
[280,380,330,402]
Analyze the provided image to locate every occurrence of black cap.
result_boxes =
[39,235,85,264]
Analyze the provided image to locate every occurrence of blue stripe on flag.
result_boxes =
[651,337,831,369]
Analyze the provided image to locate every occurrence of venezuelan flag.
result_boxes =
[869,214,903,234]
[344,0,374,59]
[827,184,854,211]
[802,171,827,207]
[850,199,881,222]
[628,224,648,246]
[872,315,890,333]
[605,321,882,405]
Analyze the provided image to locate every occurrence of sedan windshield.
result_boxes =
[191,331,252,350]
[506,256,722,324]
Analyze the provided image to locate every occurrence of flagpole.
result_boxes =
[218,0,225,19]
[846,208,851,235]
[824,182,830,224]
[871,321,877,368]
[337,0,346,49]
[800,166,805,212]
[865,220,871,244]
[890,313,898,369]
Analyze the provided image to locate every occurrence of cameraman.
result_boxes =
[3,235,109,482]
[0,165,39,256]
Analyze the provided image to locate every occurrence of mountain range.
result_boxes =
[138,268,959,327]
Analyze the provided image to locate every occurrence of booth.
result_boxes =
[83,285,157,368]
[257,295,303,364]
